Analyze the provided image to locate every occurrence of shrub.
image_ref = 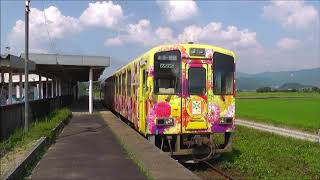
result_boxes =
[256,86,272,93]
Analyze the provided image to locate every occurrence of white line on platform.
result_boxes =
[236,119,320,143]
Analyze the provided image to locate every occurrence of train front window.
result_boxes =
[214,53,235,95]
[154,50,181,94]
[188,68,206,95]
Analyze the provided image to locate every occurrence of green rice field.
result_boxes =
[235,92,320,133]
[237,91,320,98]
[213,126,320,179]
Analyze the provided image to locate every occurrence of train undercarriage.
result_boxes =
[113,110,233,162]
[148,133,232,162]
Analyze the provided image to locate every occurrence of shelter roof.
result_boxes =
[20,53,110,82]
[0,54,36,72]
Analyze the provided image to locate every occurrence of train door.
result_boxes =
[183,63,208,131]
[139,64,147,133]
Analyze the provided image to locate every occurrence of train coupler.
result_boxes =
[190,135,215,162]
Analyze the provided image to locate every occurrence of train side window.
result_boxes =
[213,53,234,95]
[132,72,136,96]
[119,76,121,95]
[122,73,126,96]
[118,75,121,96]
[142,69,147,90]
[145,70,148,90]
[120,75,122,96]
[127,70,131,95]
[117,76,119,95]
[113,77,115,95]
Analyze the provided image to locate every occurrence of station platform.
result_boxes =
[30,113,145,180]
[30,101,200,180]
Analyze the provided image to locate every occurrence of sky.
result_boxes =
[1,0,319,79]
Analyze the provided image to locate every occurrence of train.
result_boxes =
[103,43,236,162]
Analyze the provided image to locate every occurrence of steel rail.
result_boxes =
[203,161,233,180]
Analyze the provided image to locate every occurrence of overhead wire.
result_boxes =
[42,0,58,54]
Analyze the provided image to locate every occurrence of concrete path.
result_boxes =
[30,113,146,180]
[236,119,320,143]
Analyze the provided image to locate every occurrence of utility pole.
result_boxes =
[24,0,30,132]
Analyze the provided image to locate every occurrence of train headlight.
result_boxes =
[156,118,174,126]
[218,117,233,124]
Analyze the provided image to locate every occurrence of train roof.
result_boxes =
[112,43,236,76]
[155,43,235,57]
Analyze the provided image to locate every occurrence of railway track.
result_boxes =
[180,159,234,180]
[202,161,233,180]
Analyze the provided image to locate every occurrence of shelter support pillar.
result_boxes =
[45,76,48,98]
[8,70,13,104]
[69,81,71,95]
[19,73,23,102]
[51,77,54,98]
[73,85,76,102]
[16,84,19,100]
[55,78,58,97]
[77,81,80,100]
[89,68,93,114]
[39,73,43,99]
[59,80,61,96]
[0,73,3,84]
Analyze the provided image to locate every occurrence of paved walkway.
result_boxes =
[236,119,320,143]
[30,111,145,179]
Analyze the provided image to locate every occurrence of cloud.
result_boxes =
[104,37,123,46]
[104,19,175,46]
[7,6,81,54]
[262,0,319,29]
[155,27,174,42]
[7,1,125,55]
[177,22,263,55]
[157,0,198,22]
[277,37,300,49]
[125,19,154,45]
[105,20,263,56]
[79,1,123,28]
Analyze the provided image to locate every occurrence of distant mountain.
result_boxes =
[237,68,320,90]
[278,83,312,90]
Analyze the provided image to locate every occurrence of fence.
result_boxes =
[0,95,73,141]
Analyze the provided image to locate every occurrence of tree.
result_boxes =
[311,86,320,93]
[256,86,272,93]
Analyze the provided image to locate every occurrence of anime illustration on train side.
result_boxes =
[104,43,236,161]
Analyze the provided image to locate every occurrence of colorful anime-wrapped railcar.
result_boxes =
[104,43,236,161]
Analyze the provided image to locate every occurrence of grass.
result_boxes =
[117,139,154,180]
[236,98,320,132]
[216,126,320,179]
[237,91,320,98]
[0,108,71,154]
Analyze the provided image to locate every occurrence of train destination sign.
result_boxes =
[160,63,175,69]
[190,48,205,56]
[156,54,178,61]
